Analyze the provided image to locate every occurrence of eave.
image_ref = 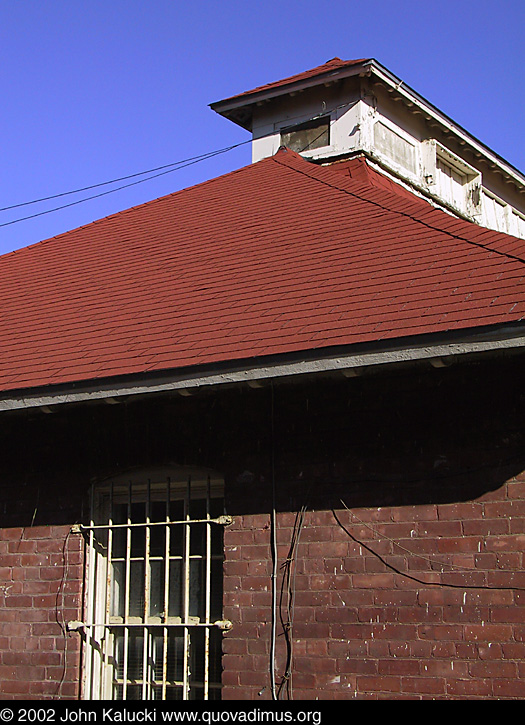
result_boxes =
[1,322,524,413]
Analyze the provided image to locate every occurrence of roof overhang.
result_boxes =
[209,60,370,131]
[1,323,524,413]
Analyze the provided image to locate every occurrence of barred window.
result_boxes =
[82,469,227,700]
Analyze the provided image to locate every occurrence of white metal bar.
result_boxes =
[84,485,97,699]
[101,482,114,699]
[182,476,191,700]
[80,516,229,531]
[162,478,170,700]
[204,476,211,700]
[122,481,132,700]
[142,480,151,700]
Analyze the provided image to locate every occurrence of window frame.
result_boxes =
[81,467,227,701]
[279,114,331,154]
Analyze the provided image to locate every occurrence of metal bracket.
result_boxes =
[66,620,84,632]
[214,619,233,631]
[215,515,233,526]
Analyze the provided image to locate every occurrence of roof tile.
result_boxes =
[1,149,525,395]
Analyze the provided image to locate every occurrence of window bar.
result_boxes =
[142,479,152,700]
[84,485,97,699]
[121,481,132,700]
[148,627,154,700]
[80,517,226,531]
[102,481,114,699]
[182,475,191,700]
[162,477,171,700]
[204,475,211,699]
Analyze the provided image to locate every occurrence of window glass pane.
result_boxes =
[281,116,330,153]
[211,558,223,622]
[149,560,165,618]
[111,561,126,618]
[189,559,204,620]
[169,523,184,557]
[129,561,145,618]
[168,560,183,619]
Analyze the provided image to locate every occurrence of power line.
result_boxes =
[0,99,358,231]
[0,141,251,230]
[0,142,250,214]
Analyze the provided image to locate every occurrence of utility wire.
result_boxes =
[333,505,525,592]
[274,154,525,268]
[0,143,249,214]
[0,99,358,230]
[0,142,250,230]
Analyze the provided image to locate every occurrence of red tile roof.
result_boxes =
[215,57,369,105]
[1,149,525,395]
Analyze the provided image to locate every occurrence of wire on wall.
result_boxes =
[333,502,525,592]
[277,503,306,700]
[55,528,73,697]
[269,382,278,701]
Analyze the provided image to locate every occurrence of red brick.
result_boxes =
[492,679,525,698]
[436,537,482,553]
[438,503,483,520]
[421,659,469,678]
[339,658,378,675]
[465,625,513,641]
[378,659,419,676]
[357,676,402,693]
[446,679,493,697]
[401,676,446,694]
[490,607,525,623]
[418,624,463,641]
[352,573,395,589]
[501,643,525,659]
[469,661,518,678]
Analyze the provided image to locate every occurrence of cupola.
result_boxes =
[211,58,525,238]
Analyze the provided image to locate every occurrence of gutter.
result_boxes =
[1,324,524,412]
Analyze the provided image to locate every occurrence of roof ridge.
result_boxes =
[271,151,525,268]
[0,153,278,264]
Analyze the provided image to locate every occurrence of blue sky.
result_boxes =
[0,0,524,255]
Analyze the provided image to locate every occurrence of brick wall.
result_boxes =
[0,354,523,700]
[0,525,83,699]
[222,483,525,700]
[220,356,525,700]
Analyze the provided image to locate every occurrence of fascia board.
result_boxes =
[1,327,525,412]
[209,64,368,119]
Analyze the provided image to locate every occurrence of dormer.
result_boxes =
[211,58,525,239]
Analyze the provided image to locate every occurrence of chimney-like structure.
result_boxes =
[211,58,525,238]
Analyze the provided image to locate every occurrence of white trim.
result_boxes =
[369,62,525,191]
[1,329,525,412]
[434,141,479,180]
